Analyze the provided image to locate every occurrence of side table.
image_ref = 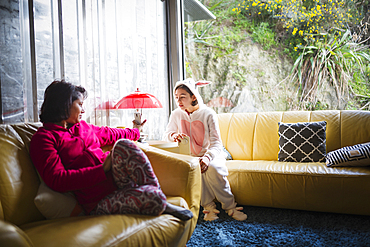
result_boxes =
[146,136,191,155]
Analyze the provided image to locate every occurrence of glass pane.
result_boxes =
[0,0,24,123]
[34,0,54,111]
[62,0,79,83]
[74,0,169,140]
[184,1,232,113]
[2,0,169,132]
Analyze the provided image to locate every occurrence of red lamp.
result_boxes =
[114,88,163,127]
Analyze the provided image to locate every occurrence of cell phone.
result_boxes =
[134,112,141,125]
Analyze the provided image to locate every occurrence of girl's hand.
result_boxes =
[171,133,188,142]
[199,157,210,173]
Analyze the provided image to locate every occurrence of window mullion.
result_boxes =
[20,0,38,122]
[29,0,38,121]
[168,0,185,111]
[51,0,64,79]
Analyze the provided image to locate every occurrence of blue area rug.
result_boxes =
[187,203,370,247]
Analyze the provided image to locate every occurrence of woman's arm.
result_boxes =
[30,131,107,193]
[86,122,140,146]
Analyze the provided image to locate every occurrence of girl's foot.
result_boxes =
[163,202,193,221]
[202,202,220,221]
[226,207,247,221]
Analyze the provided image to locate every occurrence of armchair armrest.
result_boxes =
[0,220,33,247]
[137,143,201,238]
[146,136,191,155]
[138,143,200,211]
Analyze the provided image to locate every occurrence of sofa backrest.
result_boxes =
[218,110,370,161]
[0,123,44,226]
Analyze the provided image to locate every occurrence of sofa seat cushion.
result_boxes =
[226,160,370,215]
[226,160,370,176]
[21,196,190,247]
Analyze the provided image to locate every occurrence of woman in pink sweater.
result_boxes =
[30,80,192,220]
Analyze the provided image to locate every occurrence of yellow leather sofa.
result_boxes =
[0,123,201,247]
[218,110,370,216]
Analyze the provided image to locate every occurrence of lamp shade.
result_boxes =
[115,88,163,109]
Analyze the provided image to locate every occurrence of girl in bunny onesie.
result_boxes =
[163,78,247,221]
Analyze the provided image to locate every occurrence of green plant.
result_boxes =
[232,0,370,110]
[251,22,277,50]
[234,0,361,43]
[287,30,370,109]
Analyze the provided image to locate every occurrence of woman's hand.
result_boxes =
[132,119,147,132]
[171,133,188,142]
[199,157,210,173]
[102,160,112,172]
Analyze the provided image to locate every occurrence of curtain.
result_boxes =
[10,0,170,140]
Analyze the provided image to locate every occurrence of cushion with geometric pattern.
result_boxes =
[326,142,370,167]
[223,146,233,160]
[278,121,327,162]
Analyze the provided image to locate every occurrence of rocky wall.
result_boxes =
[187,36,343,113]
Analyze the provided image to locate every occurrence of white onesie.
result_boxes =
[163,80,237,210]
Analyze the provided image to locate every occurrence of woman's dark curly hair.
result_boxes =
[175,84,198,106]
[39,80,87,123]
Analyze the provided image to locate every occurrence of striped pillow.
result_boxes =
[326,142,370,167]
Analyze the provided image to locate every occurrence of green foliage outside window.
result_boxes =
[233,0,365,55]
[185,0,369,110]
[232,0,370,110]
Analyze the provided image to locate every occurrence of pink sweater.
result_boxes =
[30,120,140,213]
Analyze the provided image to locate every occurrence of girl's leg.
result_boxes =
[111,139,160,189]
[202,158,236,210]
[202,158,247,221]
[90,185,166,216]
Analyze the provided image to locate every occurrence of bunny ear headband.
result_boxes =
[195,80,212,88]
[174,78,212,105]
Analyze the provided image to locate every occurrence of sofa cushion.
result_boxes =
[34,182,84,219]
[226,160,370,215]
[0,123,44,225]
[21,196,189,247]
[278,121,327,162]
[326,142,370,167]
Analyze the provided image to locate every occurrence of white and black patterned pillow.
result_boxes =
[278,121,327,162]
[223,146,233,160]
[326,142,370,167]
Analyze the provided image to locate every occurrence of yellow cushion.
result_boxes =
[226,160,370,215]
[219,110,370,160]
[0,124,44,225]
[21,203,187,247]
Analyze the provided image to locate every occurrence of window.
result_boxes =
[1,0,171,140]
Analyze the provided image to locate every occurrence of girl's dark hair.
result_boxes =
[175,84,198,106]
[39,80,87,123]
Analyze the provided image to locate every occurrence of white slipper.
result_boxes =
[227,207,247,221]
[202,202,220,221]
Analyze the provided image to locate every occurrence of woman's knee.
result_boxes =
[112,139,146,168]
[114,139,139,152]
